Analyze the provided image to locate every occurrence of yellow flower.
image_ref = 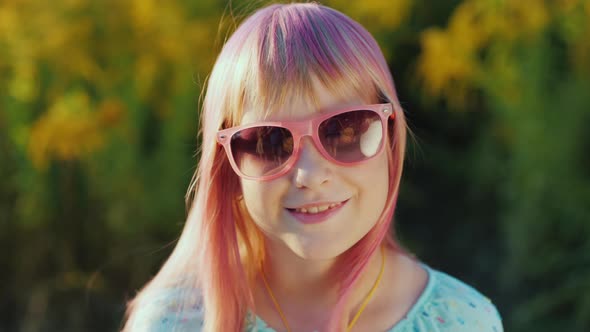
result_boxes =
[28,92,104,169]
[342,0,413,30]
[417,0,552,108]
[9,61,39,102]
[134,55,159,99]
[417,1,488,107]
[418,27,478,107]
[0,5,18,37]
[130,0,156,32]
[506,0,549,37]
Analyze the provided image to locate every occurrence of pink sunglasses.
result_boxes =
[217,103,395,181]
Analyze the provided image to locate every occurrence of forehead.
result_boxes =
[240,79,370,125]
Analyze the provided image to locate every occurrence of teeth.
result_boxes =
[294,202,342,214]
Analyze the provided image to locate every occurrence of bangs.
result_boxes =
[226,4,383,124]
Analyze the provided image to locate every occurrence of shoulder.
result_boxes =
[124,288,204,332]
[391,266,503,332]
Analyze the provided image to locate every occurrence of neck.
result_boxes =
[262,240,339,302]
[256,239,385,330]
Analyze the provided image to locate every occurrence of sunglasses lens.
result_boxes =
[230,126,294,177]
[319,110,383,162]
[226,109,385,178]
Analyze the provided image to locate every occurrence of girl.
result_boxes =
[123,3,503,332]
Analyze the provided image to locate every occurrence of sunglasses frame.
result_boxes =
[216,103,395,181]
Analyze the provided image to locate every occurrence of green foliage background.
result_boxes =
[1,0,589,331]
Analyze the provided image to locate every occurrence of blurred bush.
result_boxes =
[415,1,590,331]
[0,0,588,331]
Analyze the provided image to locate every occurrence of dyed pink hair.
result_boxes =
[123,3,408,331]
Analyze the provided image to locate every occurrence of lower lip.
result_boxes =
[287,200,349,225]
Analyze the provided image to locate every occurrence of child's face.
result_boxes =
[239,82,390,260]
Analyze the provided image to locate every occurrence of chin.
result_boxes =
[285,237,353,261]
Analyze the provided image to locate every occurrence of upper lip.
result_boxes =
[285,199,348,210]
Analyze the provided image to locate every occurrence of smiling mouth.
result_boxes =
[286,200,348,214]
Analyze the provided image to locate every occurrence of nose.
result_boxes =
[292,137,332,189]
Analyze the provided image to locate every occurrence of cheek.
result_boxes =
[240,180,285,225]
[357,152,390,214]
